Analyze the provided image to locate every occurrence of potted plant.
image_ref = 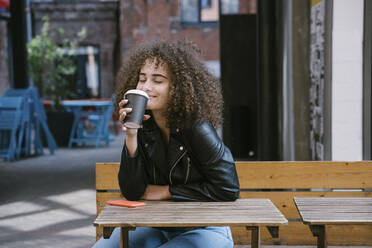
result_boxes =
[27,16,86,146]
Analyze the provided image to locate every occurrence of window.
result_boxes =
[75,46,100,98]
[180,0,239,26]
[62,46,101,98]
[220,0,239,14]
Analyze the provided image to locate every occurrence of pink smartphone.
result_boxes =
[106,199,145,208]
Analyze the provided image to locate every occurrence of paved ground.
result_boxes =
[0,130,125,248]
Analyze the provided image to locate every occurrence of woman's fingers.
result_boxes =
[119,107,132,131]
[118,108,132,122]
[143,114,151,120]
[118,99,128,128]
[119,112,126,131]
[119,99,133,132]
[118,99,128,108]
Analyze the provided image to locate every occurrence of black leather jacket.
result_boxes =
[118,118,240,201]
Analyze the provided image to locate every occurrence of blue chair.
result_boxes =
[4,87,57,156]
[4,88,33,157]
[0,97,24,161]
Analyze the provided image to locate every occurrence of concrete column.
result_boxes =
[332,0,364,160]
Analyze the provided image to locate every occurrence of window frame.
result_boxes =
[180,0,220,28]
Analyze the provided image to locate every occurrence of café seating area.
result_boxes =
[0,87,115,161]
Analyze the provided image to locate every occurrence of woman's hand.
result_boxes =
[141,185,171,200]
[118,99,134,135]
[118,99,150,135]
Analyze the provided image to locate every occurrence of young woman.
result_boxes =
[93,40,239,248]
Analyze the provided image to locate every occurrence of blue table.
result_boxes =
[62,100,114,148]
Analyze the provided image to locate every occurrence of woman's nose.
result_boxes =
[142,80,152,91]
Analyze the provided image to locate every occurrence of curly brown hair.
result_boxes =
[115,39,223,129]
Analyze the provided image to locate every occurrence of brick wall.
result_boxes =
[119,0,220,63]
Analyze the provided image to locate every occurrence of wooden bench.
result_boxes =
[96,161,372,246]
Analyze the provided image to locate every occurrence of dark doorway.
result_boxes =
[256,0,281,161]
[220,14,258,160]
[220,1,282,161]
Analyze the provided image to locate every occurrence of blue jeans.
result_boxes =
[93,226,234,248]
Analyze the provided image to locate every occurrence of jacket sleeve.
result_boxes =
[169,123,240,201]
[118,144,149,201]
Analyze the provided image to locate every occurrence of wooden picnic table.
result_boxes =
[94,198,288,248]
[294,197,372,248]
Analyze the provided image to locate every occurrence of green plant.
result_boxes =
[27,16,86,110]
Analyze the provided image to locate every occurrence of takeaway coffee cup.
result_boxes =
[123,89,149,129]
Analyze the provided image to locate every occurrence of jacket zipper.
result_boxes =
[153,163,157,184]
[184,157,191,184]
[169,150,186,185]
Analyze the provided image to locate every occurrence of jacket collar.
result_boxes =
[139,118,187,168]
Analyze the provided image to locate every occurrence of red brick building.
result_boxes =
[119,0,253,63]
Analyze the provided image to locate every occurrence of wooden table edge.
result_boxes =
[301,220,372,225]
[94,222,288,227]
